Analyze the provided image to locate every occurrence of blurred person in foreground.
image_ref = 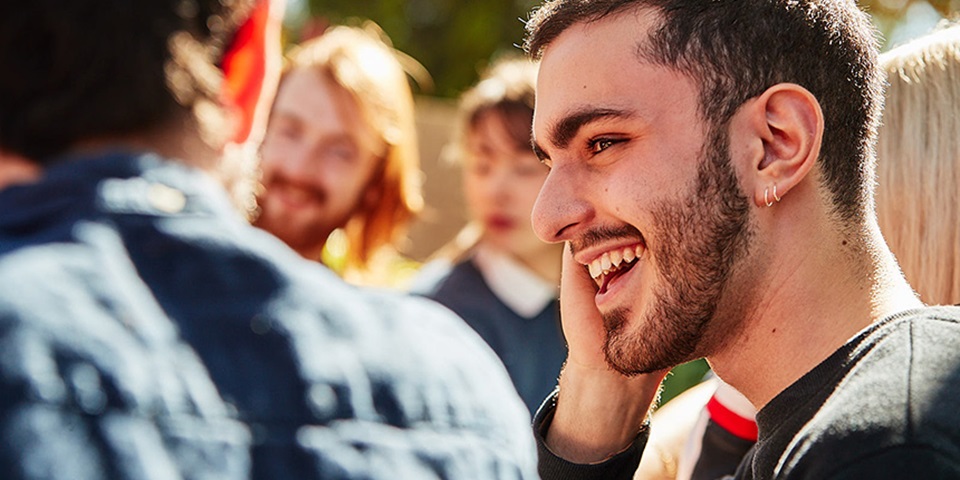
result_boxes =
[0,151,39,190]
[0,1,538,478]
[411,57,567,415]
[522,0,960,478]
[876,21,960,306]
[253,24,425,287]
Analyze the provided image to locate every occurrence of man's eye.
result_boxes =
[589,138,619,154]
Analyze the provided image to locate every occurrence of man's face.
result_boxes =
[255,68,384,259]
[531,10,754,374]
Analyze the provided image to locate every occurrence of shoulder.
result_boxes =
[222,244,539,474]
[0,157,540,477]
[0,234,249,478]
[407,258,457,295]
[409,258,490,302]
[410,258,482,287]
[775,307,960,478]
[281,280,539,474]
[824,444,960,479]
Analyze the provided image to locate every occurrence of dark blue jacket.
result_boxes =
[0,151,538,479]
[414,258,565,415]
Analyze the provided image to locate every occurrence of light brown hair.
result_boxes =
[282,23,426,272]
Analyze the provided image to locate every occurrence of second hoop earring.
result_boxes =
[764,185,782,207]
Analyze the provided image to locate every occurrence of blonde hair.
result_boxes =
[876,22,960,305]
[283,22,426,272]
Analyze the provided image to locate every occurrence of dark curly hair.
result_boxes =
[0,0,255,163]
[525,0,884,225]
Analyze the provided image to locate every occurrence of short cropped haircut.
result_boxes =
[0,0,256,162]
[876,22,960,305]
[525,0,884,225]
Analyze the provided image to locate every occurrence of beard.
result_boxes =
[251,187,337,260]
[603,122,754,375]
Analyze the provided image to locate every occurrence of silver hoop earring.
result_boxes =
[773,184,782,203]
[764,187,774,207]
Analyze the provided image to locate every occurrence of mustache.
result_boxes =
[568,224,644,256]
[261,173,329,204]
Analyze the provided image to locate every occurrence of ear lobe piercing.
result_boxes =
[764,184,782,207]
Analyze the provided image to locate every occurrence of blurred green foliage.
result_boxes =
[295,0,958,98]
[302,0,539,98]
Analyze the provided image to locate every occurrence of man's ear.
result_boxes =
[738,83,823,208]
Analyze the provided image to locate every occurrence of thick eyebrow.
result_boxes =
[553,107,634,149]
[532,107,637,163]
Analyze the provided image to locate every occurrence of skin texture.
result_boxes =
[255,68,384,260]
[464,112,559,279]
[528,6,920,464]
[532,11,754,377]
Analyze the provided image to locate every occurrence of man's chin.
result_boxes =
[262,224,329,259]
[603,343,682,377]
[601,307,698,376]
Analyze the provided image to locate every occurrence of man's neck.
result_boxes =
[707,195,922,410]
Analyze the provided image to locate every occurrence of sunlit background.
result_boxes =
[284,0,960,98]
[289,1,958,405]
[281,0,960,269]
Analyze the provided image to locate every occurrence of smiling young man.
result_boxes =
[523,1,960,478]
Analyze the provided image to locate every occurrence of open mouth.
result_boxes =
[268,181,325,209]
[585,241,646,295]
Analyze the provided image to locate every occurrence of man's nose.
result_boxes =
[531,164,592,243]
[278,144,320,180]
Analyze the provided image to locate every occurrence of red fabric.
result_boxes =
[706,393,758,441]
[221,0,270,144]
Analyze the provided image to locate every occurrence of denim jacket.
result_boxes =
[0,151,537,479]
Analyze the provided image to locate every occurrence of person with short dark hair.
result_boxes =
[522,1,960,478]
[0,1,538,478]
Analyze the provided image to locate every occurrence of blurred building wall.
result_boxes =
[403,95,467,262]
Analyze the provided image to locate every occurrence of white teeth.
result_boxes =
[600,253,612,272]
[586,244,644,280]
[589,261,603,279]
